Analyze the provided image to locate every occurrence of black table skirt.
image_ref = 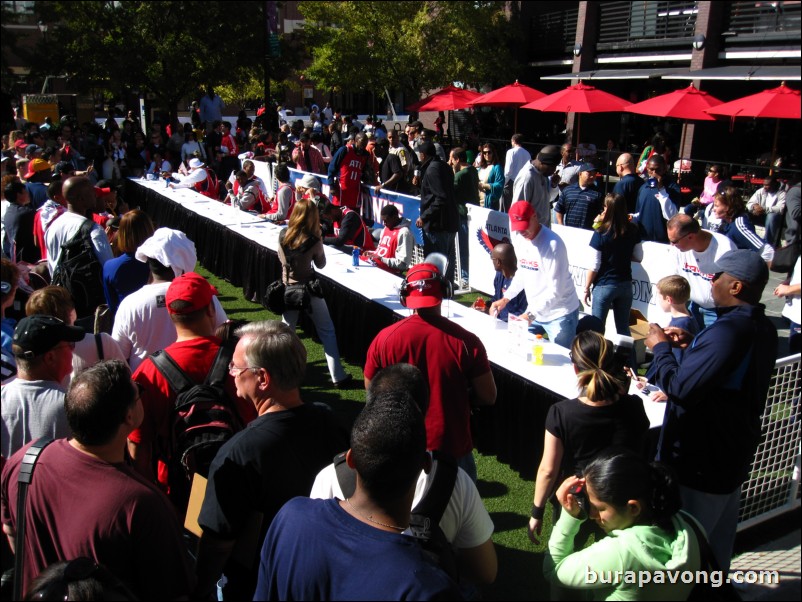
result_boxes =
[127,181,559,477]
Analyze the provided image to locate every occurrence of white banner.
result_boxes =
[466,205,675,324]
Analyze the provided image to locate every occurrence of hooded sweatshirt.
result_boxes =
[544,512,701,600]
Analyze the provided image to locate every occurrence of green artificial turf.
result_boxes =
[197,265,553,600]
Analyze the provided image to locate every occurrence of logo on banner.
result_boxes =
[475,220,510,256]
[682,262,713,282]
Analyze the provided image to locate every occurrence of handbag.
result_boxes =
[264,279,286,314]
[769,242,800,274]
[284,283,310,311]
[682,511,742,601]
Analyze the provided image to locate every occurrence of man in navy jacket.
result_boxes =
[645,249,777,573]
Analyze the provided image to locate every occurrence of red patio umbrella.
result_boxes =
[406,85,481,112]
[705,82,801,173]
[626,84,723,182]
[521,81,631,146]
[468,80,546,131]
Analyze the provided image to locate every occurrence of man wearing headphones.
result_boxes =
[364,257,497,483]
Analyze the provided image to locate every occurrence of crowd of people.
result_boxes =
[0,97,799,601]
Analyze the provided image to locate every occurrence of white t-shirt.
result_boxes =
[672,232,737,309]
[65,332,127,387]
[112,281,228,371]
[1,378,69,458]
[45,211,115,274]
[782,257,801,325]
[310,459,494,549]
[506,226,580,322]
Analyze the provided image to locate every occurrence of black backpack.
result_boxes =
[51,219,106,318]
[334,449,459,580]
[150,339,242,499]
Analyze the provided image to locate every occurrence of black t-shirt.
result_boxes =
[380,152,406,193]
[545,394,649,477]
[589,226,642,286]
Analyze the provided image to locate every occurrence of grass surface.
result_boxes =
[196,265,551,600]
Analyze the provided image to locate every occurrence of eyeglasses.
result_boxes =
[712,271,724,282]
[482,151,492,155]
[228,361,259,377]
[669,232,691,246]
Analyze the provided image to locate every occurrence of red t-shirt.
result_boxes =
[131,337,257,494]
[365,314,492,458]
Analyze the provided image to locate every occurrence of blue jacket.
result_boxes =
[635,179,681,243]
[651,304,777,493]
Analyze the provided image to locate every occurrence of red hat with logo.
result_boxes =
[509,201,534,232]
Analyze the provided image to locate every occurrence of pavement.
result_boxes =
[730,529,801,601]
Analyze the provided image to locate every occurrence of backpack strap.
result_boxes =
[410,450,458,539]
[204,338,236,389]
[333,451,356,499]
[13,437,55,601]
[95,333,104,361]
[150,350,195,395]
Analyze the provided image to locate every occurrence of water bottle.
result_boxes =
[352,247,360,266]
[533,334,544,365]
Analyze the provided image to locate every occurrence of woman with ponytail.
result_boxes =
[544,449,701,600]
[528,331,649,544]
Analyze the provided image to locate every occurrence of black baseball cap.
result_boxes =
[12,315,84,358]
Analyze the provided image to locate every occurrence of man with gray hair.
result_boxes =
[194,320,348,601]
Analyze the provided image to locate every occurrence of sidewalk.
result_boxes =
[730,529,801,601]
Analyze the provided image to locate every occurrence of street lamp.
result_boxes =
[37,21,48,38]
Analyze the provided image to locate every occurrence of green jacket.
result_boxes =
[544,512,701,600]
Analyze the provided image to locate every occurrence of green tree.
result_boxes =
[299,1,519,99]
[32,1,274,123]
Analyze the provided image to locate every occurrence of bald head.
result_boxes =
[491,243,517,276]
[62,176,95,215]
[616,153,635,175]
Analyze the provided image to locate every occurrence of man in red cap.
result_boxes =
[364,258,496,483]
[490,201,580,348]
[129,272,256,514]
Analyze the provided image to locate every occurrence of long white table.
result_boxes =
[127,179,665,474]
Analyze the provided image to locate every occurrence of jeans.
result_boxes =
[457,215,469,283]
[422,229,457,283]
[535,308,579,349]
[752,211,783,247]
[689,301,717,331]
[591,281,632,336]
[680,484,741,573]
[283,295,347,383]
[456,451,478,485]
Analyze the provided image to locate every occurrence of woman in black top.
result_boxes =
[585,193,642,336]
[527,331,649,543]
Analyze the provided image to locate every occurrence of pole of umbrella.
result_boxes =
[769,118,780,176]
[677,122,688,185]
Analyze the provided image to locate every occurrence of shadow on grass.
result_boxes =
[491,510,529,534]
[479,543,549,601]
[477,479,509,499]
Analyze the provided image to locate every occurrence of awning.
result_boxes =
[663,66,801,81]
[542,66,801,81]
[541,68,679,80]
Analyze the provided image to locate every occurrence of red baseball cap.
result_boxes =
[94,186,113,197]
[166,272,219,314]
[14,139,27,150]
[509,201,534,232]
[402,263,444,309]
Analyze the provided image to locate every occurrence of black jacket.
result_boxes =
[419,157,458,233]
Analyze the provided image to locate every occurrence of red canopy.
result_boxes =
[704,82,801,119]
[521,82,630,113]
[468,80,546,107]
[406,85,481,112]
[626,84,722,121]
